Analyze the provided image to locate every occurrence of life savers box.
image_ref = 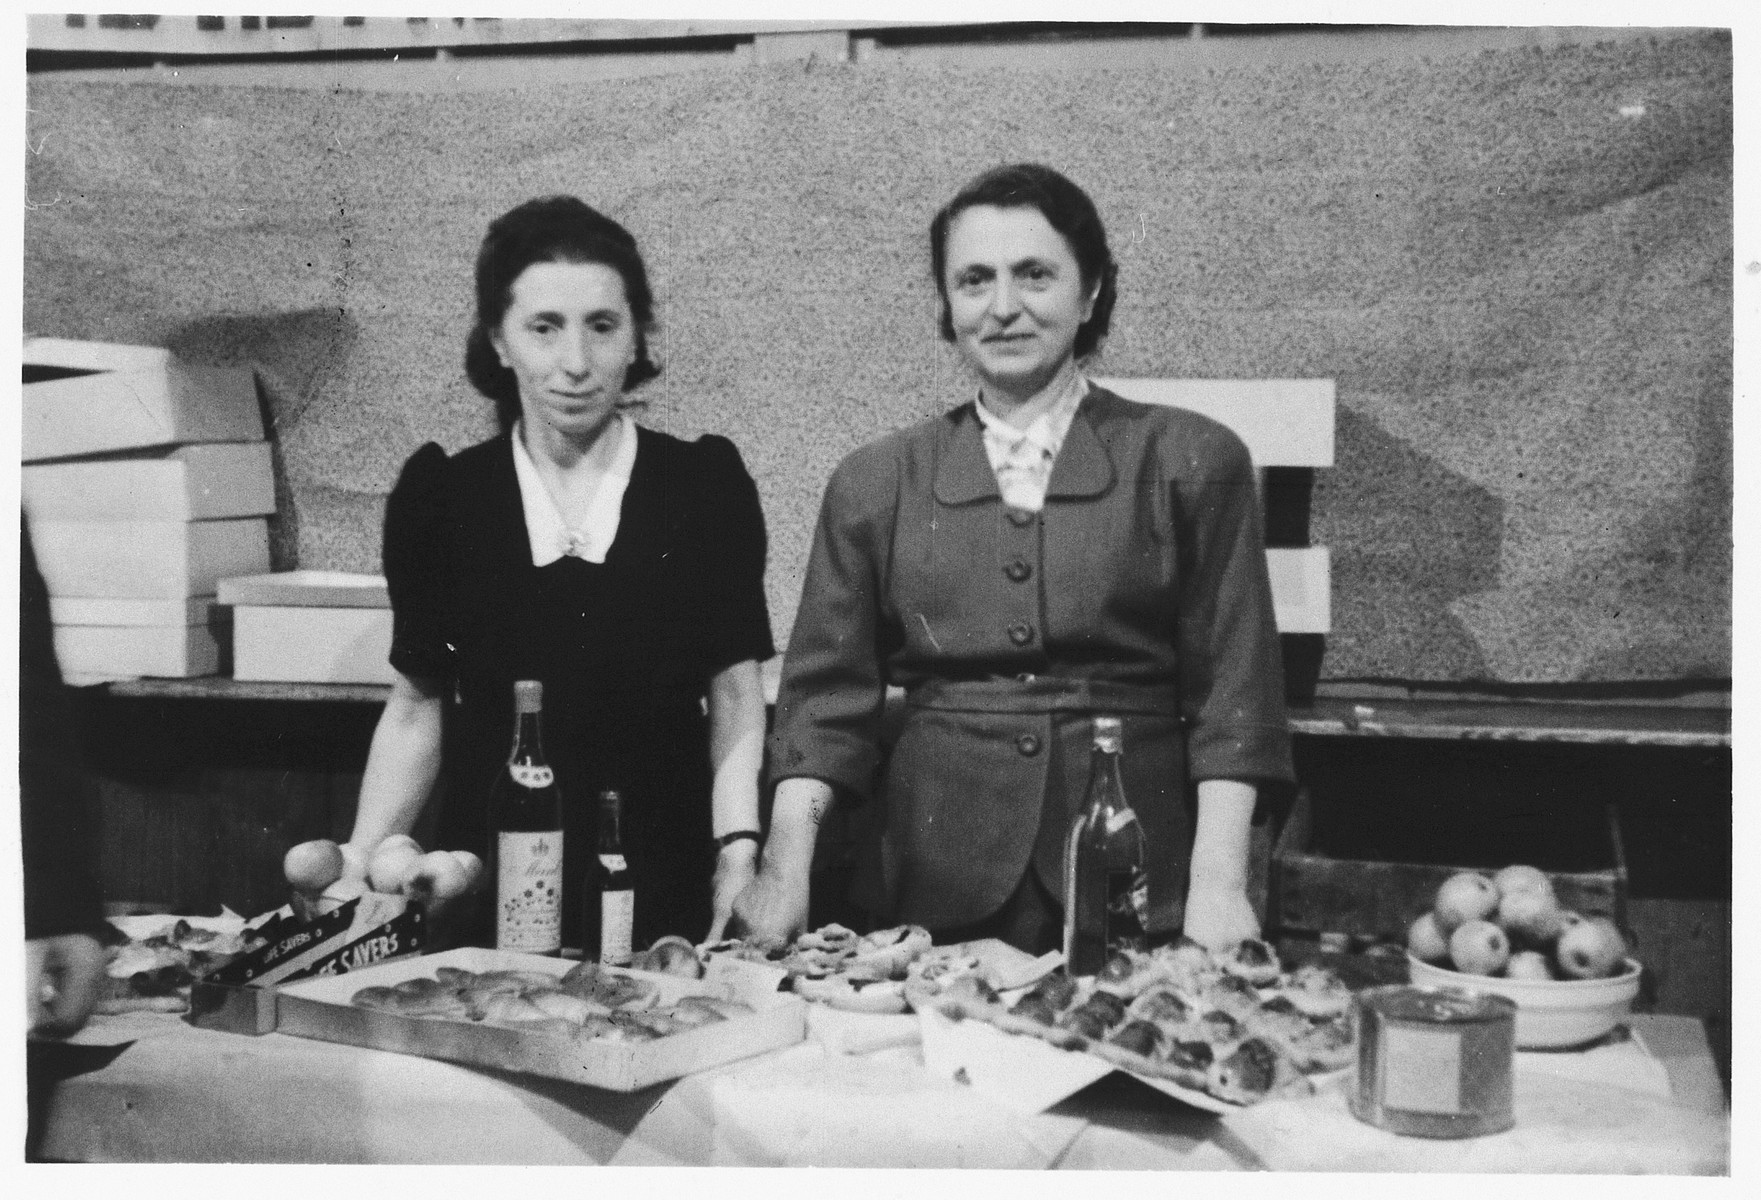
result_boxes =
[220,571,395,685]
[23,442,275,522]
[273,947,808,1092]
[189,892,424,1036]
[30,518,271,600]
[1267,783,1628,948]
[22,337,262,462]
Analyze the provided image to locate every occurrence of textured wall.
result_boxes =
[23,30,1732,684]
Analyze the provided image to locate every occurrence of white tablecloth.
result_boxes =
[36,1011,1725,1170]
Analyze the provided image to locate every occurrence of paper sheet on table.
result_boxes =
[708,1041,1087,1167]
[1219,1065,1727,1174]
[1516,1025,1672,1099]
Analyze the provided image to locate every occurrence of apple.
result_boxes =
[1503,949,1555,981]
[1492,864,1553,901]
[1407,911,1451,962]
[1433,872,1500,933]
[403,850,472,903]
[1556,916,1627,979]
[1448,919,1511,976]
[377,833,422,854]
[368,839,423,893]
[1498,886,1565,946]
[449,850,485,894]
[283,839,345,895]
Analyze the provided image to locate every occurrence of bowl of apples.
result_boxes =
[1405,865,1640,1049]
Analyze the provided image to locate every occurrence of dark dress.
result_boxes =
[383,427,774,950]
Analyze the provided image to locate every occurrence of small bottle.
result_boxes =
[1063,715,1150,976]
[488,680,564,955]
[582,789,635,966]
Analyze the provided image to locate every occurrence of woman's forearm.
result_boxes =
[706,659,766,838]
[764,776,834,881]
[1187,777,1257,893]
[349,672,445,852]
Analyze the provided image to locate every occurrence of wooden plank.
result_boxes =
[100,678,392,704]
[1287,696,1731,748]
[1091,377,1336,467]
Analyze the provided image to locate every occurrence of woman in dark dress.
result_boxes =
[348,196,775,950]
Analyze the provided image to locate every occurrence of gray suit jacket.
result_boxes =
[769,385,1294,931]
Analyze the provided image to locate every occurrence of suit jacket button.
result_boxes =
[1016,733,1042,756]
[1007,621,1035,646]
[1005,559,1032,582]
[1006,508,1036,527]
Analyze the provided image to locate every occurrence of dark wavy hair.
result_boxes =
[928,163,1118,361]
[463,196,661,433]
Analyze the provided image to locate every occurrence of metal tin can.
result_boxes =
[1350,984,1517,1138]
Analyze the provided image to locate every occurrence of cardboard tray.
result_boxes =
[273,947,806,1092]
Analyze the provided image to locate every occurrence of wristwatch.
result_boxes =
[715,830,762,850]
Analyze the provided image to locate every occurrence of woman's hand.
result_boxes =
[1182,881,1261,952]
[27,932,108,1039]
[729,864,810,949]
[1184,777,1261,951]
[706,839,760,943]
[726,777,830,947]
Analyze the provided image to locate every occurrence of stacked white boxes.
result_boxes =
[23,338,272,684]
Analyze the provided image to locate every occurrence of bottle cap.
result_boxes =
[1092,715,1123,752]
[514,680,543,713]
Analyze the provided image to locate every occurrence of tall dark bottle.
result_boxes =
[1063,715,1149,976]
[488,680,564,955]
[582,789,635,965]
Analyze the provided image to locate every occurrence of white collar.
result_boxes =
[510,415,639,566]
[973,371,1089,461]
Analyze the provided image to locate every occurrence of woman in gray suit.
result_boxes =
[737,164,1294,955]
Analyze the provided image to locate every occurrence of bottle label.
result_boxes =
[1105,806,1139,837]
[496,829,563,953]
[598,854,627,873]
[508,762,554,789]
[600,889,635,965]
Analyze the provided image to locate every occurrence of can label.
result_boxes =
[1380,1024,1464,1114]
[496,830,562,953]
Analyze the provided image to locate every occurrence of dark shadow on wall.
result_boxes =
[164,308,359,572]
[1317,404,1504,682]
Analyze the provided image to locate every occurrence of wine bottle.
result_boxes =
[583,789,635,966]
[1062,715,1149,976]
[488,680,564,955]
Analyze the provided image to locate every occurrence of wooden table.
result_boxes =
[33,1011,1726,1170]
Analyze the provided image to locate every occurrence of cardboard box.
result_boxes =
[23,442,275,521]
[31,518,270,599]
[217,570,389,608]
[189,892,426,1036]
[273,947,806,1091]
[232,605,394,685]
[50,595,215,626]
[53,620,221,683]
[23,361,263,462]
[222,571,394,685]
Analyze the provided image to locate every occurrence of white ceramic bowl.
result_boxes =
[1406,954,1642,1049]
